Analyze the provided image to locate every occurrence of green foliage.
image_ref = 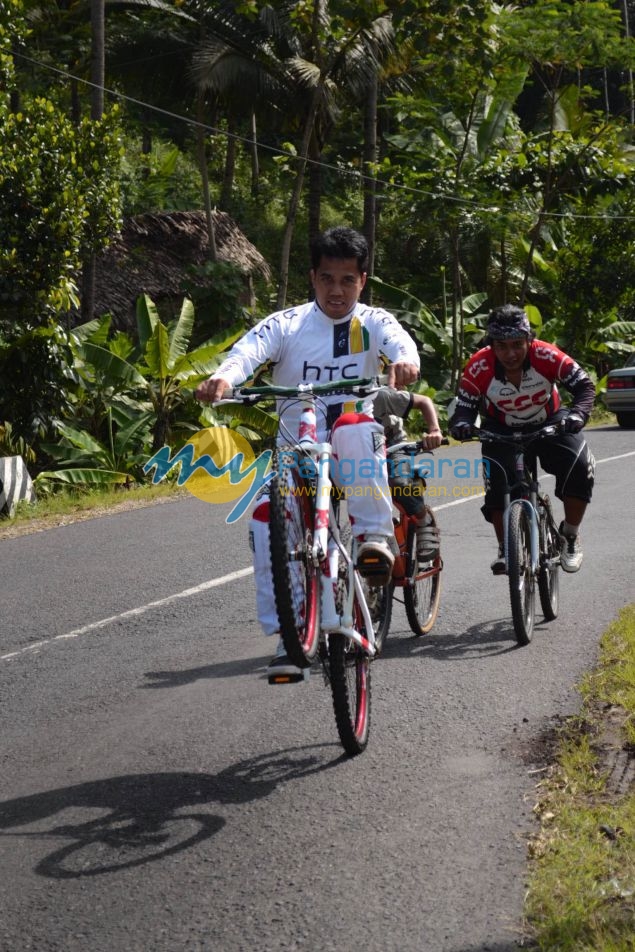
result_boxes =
[37,414,151,489]
[181,259,253,343]
[120,138,203,215]
[0,421,35,463]
[0,0,27,89]
[0,99,123,329]
[36,295,246,490]
[0,324,73,447]
[525,605,635,950]
[551,195,635,372]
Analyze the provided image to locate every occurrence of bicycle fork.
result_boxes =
[503,496,540,574]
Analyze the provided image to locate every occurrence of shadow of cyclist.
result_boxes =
[0,745,341,879]
[141,652,273,688]
[379,617,530,660]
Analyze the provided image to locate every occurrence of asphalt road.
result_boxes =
[0,424,633,952]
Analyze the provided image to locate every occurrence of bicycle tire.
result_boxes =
[537,499,560,622]
[328,627,371,756]
[507,503,535,646]
[269,456,320,667]
[404,510,442,637]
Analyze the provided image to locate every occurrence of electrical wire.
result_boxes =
[10,49,635,222]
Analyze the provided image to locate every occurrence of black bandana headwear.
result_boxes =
[486,305,532,341]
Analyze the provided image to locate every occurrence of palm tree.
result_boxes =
[190,0,395,307]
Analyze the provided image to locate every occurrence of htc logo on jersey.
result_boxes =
[302,361,359,381]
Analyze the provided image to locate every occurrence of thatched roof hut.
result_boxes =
[92,209,272,329]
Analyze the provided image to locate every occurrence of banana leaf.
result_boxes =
[34,469,130,487]
[136,294,160,353]
[168,297,195,368]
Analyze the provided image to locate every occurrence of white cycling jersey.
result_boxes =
[214,300,419,438]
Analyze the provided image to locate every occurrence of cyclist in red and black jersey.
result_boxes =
[450,304,595,574]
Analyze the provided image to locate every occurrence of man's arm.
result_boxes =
[411,393,443,449]
[195,311,284,403]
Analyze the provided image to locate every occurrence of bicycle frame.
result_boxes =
[480,424,559,575]
[386,439,445,588]
[294,387,377,655]
[222,379,382,657]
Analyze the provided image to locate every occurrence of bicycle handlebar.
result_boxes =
[386,436,450,456]
[214,375,390,405]
[476,422,562,444]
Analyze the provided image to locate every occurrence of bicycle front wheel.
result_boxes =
[404,512,442,637]
[538,501,560,621]
[328,630,371,756]
[507,503,535,646]
[269,458,320,667]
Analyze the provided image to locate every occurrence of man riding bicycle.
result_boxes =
[449,304,595,575]
[373,387,443,561]
[196,227,420,677]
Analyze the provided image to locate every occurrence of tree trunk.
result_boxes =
[622,0,635,124]
[249,110,260,196]
[220,116,236,211]
[362,72,378,304]
[197,92,217,263]
[450,225,463,390]
[276,83,323,309]
[81,0,105,322]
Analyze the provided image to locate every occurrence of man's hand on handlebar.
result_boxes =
[563,411,585,434]
[195,377,231,404]
[419,429,444,450]
[450,421,475,442]
[387,362,419,389]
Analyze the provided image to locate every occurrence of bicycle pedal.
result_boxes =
[267,668,310,685]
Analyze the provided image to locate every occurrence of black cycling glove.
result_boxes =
[563,412,585,434]
[450,421,474,442]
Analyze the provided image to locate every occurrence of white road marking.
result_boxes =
[3,449,633,664]
[1,567,253,663]
[432,448,635,511]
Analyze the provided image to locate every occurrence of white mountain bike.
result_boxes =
[219,377,386,756]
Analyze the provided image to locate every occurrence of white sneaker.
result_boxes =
[356,535,394,587]
[559,523,583,573]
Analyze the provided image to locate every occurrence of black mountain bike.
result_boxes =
[478,425,563,646]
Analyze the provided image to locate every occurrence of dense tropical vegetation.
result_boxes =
[1,0,635,494]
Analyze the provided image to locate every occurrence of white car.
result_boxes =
[604,353,635,428]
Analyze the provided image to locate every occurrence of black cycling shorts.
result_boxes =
[479,423,595,520]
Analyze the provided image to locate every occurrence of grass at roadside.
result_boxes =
[524,604,635,951]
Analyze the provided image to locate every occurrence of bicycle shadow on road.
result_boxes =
[141,652,274,688]
[380,618,525,660]
[0,745,340,880]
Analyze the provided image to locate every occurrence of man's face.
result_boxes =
[310,256,366,320]
[492,336,529,373]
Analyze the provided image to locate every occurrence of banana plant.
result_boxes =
[35,410,152,490]
[79,294,244,452]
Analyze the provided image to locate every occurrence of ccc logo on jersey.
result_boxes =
[497,388,549,412]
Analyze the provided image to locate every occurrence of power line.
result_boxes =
[11,50,635,222]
